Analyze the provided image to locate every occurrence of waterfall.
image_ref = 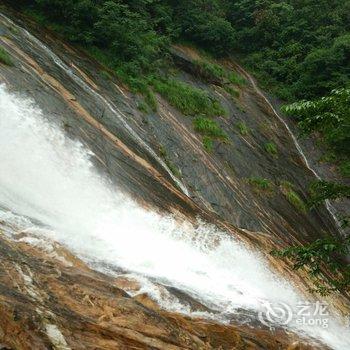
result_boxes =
[0,84,349,349]
[0,12,189,197]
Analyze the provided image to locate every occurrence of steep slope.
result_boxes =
[0,6,338,247]
[0,5,348,350]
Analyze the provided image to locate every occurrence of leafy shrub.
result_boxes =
[137,101,150,114]
[228,1,349,100]
[286,191,307,213]
[173,1,236,57]
[283,89,350,157]
[309,180,350,207]
[23,0,168,84]
[273,236,350,295]
[194,59,245,86]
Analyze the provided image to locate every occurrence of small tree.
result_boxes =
[282,88,350,155]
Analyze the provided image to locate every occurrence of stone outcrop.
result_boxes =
[0,233,321,349]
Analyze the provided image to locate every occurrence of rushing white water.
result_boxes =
[0,85,349,349]
[0,12,188,197]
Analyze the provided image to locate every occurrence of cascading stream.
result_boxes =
[0,12,189,197]
[0,85,349,349]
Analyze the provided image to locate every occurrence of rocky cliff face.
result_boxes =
[0,5,347,350]
[0,7,338,245]
[0,228,321,350]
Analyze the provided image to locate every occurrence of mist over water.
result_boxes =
[0,84,349,349]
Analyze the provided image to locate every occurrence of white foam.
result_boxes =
[0,84,348,349]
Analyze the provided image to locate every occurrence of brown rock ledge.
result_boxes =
[0,232,324,350]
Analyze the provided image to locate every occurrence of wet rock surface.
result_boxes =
[0,6,339,247]
[0,233,324,350]
[0,4,346,349]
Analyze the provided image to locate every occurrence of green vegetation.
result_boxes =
[165,160,181,178]
[137,100,150,114]
[227,71,246,86]
[194,59,245,87]
[0,46,13,66]
[340,161,350,177]
[283,88,350,177]
[274,180,350,294]
[16,0,348,101]
[224,85,239,99]
[14,0,349,293]
[193,117,227,140]
[309,180,350,206]
[21,1,167,84]
[274,178,350,294]
[153,78,225,117]
[280,181,307,213]
[172,1,236,57]
[227,1,350,100]
[309,180,350,228]
[193,59,244,103]
[279,90,349,293]
[194,60,225,82]
[285,190,307,213]
[193,117,228,152]
[236,121,249,136]
[137,88,157,114]
[248,177,273,191]
[273,236,350,295]
[264,142,278,158]
[159,145,181,178]
[144,89,158,112]
[203,136,214,152]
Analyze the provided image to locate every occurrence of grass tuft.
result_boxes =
[248,177,273,191]
[159,145,181,178]
[286,191,307,213]
[193,117,228,140]
[265,142,278,158]
[153,78,226,117]
[137,100,150,114]
[203,136,214,152]
[194,60,226,82]
[228,71,246,86]
[144,89,158,112]
[224,85,240,98]
[280,181,307,213]
[236,121,250,136]
[0,46,13,66]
